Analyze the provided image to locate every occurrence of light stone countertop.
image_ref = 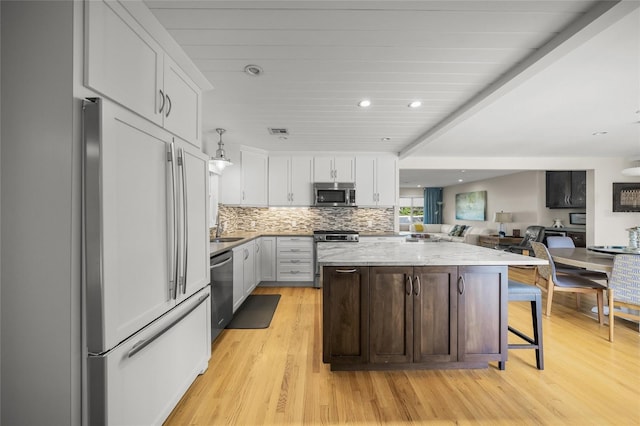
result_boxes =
[317,241,548,267]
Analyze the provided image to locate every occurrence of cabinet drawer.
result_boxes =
[277,247,313,258]
[277,269,314,281]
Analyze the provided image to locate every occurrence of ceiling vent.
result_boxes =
[268,128,289,136]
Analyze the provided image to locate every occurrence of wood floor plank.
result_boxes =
[164,285,640,425]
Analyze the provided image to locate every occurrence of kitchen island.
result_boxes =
[317,241,546,371]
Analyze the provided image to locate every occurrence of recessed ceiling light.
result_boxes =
[458,179,464,182]
[381,137,391,141]
[358,99,371,107]
[244,64,263,76]
[592,131,608,136]
[408,101,422,108]
[416,184,422,188]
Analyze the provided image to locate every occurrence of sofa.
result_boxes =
[409,223,492,245]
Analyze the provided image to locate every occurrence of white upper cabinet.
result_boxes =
[85,0,204,148]
[269,156,313,206]
[313,156,355,182]
[241,151,268,206]
[355,156,398,207]
[162,56,202,145]
[219,148,268,206]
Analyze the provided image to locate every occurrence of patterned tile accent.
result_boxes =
[610,254,640,305]
[215,206,395,234]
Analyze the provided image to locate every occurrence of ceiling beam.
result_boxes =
[399,0,639,159]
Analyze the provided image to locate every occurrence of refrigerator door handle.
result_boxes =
[179,148,189,295]
[127,292,210,359]
[168,143,179,300]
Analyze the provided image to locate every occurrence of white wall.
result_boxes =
[1,2,81,425]
[400,156,640,246]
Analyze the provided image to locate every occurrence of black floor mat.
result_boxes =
[226,294,281,329]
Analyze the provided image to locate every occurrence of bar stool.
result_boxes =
[499,280,544,370]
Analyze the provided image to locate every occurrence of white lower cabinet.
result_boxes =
[232,240,257,312]
[258,237,277,282]
[276,237,314,281]
[88,289,210,425]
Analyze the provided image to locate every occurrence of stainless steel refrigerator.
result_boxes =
[82,98,211,425]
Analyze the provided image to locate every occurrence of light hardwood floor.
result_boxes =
[165,274,640,425]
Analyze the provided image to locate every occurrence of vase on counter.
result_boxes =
[552,219,564,228]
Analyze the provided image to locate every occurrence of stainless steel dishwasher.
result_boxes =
[210,250,233,342]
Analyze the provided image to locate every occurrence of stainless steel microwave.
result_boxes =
[313,182,356,207]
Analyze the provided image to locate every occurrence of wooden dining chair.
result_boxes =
[530,242,606,324]
[607,254,640,342]
[545,236,609,282]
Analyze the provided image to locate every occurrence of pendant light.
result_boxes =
[211,128,232,171]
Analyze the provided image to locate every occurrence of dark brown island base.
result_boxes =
[317,241,546,371]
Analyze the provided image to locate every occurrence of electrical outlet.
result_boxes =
[367,220,373,227]
[251,221,256,228]
[291,220,297,227]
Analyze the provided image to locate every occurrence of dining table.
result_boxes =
[547,247,614,275]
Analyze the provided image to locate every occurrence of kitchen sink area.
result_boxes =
[210,237,244,243]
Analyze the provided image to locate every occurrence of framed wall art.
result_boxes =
[613,182,640,212]
[455,190,487,221]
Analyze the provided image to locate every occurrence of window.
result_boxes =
[399,197,423,230]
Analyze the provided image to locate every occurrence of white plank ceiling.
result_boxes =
[145,0,640,186]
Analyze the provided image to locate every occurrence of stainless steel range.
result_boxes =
[313,230,359,287]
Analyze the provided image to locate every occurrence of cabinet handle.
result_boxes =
[335,269,357,273]
[159,89,166,113]
[458,276,465,295]
[244,248,249,260]
[290,193,294,202]
[414,275,420,296]
[165,94,172,117]
[242,191,245,201]
[256,244,260,253]
[406,275,413,296]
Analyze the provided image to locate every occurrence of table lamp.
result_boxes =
[494,211,512,237]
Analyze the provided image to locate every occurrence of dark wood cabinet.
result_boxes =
[457,266,507,364]
[546,171,586,208]
[322,266,369,365]
[368,266,457,365]
[324,265,506,370]
[567,231,586,247]
[478,235,523,249]
[413,266,458,363]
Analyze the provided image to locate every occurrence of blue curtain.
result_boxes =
[423,187,443,224]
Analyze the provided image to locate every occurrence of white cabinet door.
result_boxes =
[259,237,277,282]
[96,101,174,351]
[232,246,245,312]
[355,157,377,206]
[313,156,334,182]
[268,156,291,205]
[243,242,256,297]
[333,156,355,182]
[163,56,202,147]
[355,156,397,207]
[241,151,268,206]
[85,0,164,127]
[290,156,314,205]
[313,156,354,182]
[176,141,210,303]
[254,239,263,285]
[269,156,313,206]
[375,156,397,206]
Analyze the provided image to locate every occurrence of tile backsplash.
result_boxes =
[215,206,395,234]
